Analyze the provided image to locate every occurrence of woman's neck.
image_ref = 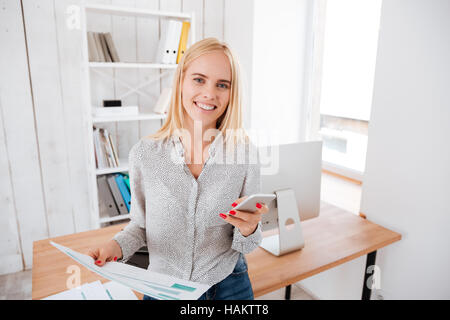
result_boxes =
[181,119,217,164]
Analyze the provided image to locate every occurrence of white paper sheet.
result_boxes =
[50,241,210,300]
[103,281,138,300]
[42,287,86,300]
[42,280,105,300]
[81,280,111,300]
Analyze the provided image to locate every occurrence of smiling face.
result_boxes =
[181,50,232,130]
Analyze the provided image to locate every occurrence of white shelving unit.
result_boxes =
[89,62,179,69]
[80,4,195,228]
[92,112,166,124]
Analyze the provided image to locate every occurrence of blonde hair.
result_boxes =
[146,37,249,146]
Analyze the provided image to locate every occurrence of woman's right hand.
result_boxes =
[87,239,123,267]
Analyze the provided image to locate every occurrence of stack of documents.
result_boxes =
[43,280,138,300]
[50,242,210,300]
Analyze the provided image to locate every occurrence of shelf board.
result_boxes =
[85,3,192,20]
[96,159,129,175]
[92,112,167,123]
[89,62,178,69]
[99,214,131,224]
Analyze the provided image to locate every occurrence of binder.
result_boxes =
[176,21,190,64]
[115,174,131,212]
[163,20,183,64]
[97,176,120,217]
[155,21,169,63]
[123,176,130,191]
[107,175,128,215]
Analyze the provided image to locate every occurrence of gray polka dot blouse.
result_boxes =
[113,132,262,286]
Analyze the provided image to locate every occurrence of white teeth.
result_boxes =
[196,102,216,111]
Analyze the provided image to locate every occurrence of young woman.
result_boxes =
[88,38,268,300]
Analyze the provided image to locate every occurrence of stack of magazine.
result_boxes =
[97,173,131,219]
[93,127,119,169]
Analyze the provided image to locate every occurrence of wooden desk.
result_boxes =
[247,202,401,299]
[32,202,401,300]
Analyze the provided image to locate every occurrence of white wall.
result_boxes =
[301,0,450,299]
[224,0,255,130]
[0,0,48,275]
[0,0,234,274]
[359,0,450,299]
[251,0,313,146]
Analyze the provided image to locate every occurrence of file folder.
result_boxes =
[97,176,120,217]
[177,21,190,64]
[155,20,170,64]
[163,20,182,64]
[107,175,128,215]
[115,174,131,212]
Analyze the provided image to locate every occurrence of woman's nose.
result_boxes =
[200,83,217,98]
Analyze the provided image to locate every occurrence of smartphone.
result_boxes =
[233,193,276,213]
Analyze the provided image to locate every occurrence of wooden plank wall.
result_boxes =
[0,0,48,274]
[0,0,227,274]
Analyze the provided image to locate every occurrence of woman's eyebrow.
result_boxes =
[191,73,231,84]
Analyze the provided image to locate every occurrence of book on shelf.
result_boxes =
[93,126,120,169]
[103,33,120,62]
[155,19,190,64]
[92,106,139,117]
[94,32,106,62]
[87,31,120,62]
[87,32,99,62]
[99,33,112,63]
[153,88,172,114]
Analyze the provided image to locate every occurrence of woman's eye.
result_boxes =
[193,78,229,89]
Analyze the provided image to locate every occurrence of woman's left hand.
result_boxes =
[219,196,269,237]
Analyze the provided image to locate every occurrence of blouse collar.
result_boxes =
[171,130,224,160]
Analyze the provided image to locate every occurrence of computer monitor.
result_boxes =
[257,140,323,255]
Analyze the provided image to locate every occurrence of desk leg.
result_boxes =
[285,285,291,300]
[362,250,377,300]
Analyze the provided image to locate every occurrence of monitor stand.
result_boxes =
[259,188,305,256]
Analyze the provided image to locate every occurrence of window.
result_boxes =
[312,0,382,178]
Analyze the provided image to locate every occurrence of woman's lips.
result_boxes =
[194,101,217,111]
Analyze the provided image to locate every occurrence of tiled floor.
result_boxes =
[0,171,362,300]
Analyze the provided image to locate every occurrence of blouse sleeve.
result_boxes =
[231,142,262,254]
[113,141,147,262]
